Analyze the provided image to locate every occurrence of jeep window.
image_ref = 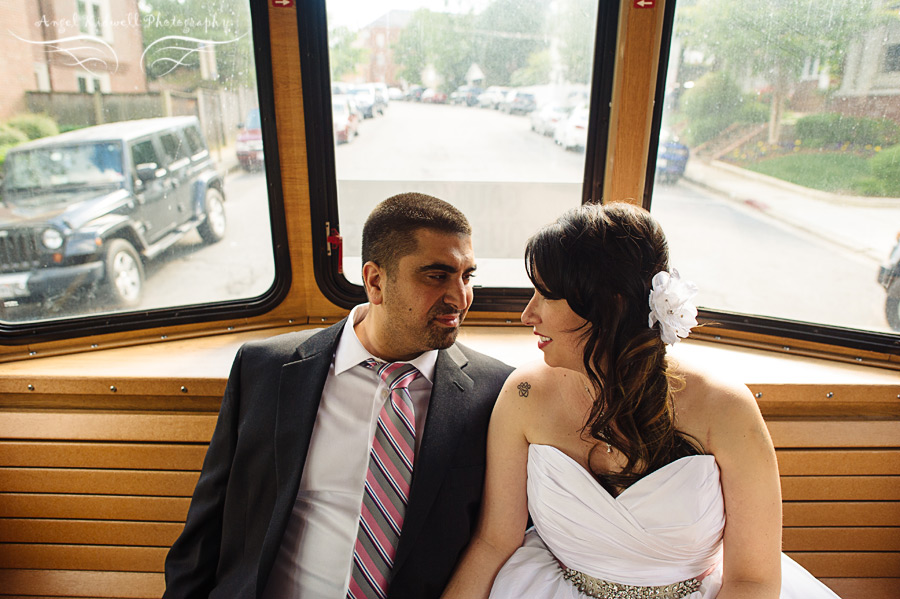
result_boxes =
[4,143,125,193]
[130,140,161,175]
[183,126,209,160]
[160,132,191,164]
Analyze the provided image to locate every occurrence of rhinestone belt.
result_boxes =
[559,563,702,599]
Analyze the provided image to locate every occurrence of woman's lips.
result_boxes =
[535,332,551,349]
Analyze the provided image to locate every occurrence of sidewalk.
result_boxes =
[682,159,900,263]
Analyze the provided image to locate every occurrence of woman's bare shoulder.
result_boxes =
[499,361,589,403]
[669,355,766,454]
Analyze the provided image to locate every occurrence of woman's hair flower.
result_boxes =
[648,269,698,345]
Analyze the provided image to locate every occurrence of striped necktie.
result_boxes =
[347,360,421,599]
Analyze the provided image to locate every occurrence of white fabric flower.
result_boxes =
[648,269,699,345]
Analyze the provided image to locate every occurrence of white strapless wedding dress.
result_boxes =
[489,444,840,598]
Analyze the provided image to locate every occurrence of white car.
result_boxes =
[554,106,589,151]
[531,104,571,136]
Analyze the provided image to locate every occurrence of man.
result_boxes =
[163,193,514,599]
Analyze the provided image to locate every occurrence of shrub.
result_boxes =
[737,96,769,124]
[867,144,900,196]
[5,113,59,141]
[795,113,900,148]
[0,125,28,147]
[680,71,745,146]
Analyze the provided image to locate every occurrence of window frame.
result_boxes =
[298,0,620,313]
[643,0,900,358]
[0,0,292,345]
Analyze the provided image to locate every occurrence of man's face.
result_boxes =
[364,228,476,361]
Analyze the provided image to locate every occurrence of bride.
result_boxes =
[441,203,840,599]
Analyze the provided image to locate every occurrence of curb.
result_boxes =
[681,168,887,263]
[707,159,900,209]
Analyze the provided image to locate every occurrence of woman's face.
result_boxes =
[521,288,589,371]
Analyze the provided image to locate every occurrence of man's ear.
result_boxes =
[362,261,386,305]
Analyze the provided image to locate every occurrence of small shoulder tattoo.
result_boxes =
[517,381,532,397]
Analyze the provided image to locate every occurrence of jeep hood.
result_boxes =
[0,188,131,229]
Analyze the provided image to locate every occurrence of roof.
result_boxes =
[10,116,201,151]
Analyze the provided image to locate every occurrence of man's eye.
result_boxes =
[463,273,476,283]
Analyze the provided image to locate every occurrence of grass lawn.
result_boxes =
[742,152,871,194]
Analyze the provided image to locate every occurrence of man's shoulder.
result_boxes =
[239,321,343,362]
[451,341,515,377]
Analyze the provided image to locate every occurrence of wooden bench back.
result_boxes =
[0,385,897,599]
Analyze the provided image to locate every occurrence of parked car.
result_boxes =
[451,85,482,106]
[0,116,226,310]
[332,94,360,144]
[554,106,589,151]
[531,103,571,136]
[477,86,509,109]
[421,88,448,104]
[236,108,263,170]
[501,91,537,114]
[878,232,900,331]
[349,86,377,118]
[655,129,690,183]
[404,85,425,101]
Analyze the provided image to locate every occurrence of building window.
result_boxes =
[885,44,900,73]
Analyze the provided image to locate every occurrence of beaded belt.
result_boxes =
[558,562,704,599]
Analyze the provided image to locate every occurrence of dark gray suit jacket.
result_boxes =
[163,319,514,599]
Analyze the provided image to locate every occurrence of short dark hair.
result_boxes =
[362,192,471,273]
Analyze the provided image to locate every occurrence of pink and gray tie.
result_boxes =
[347,360,420,599]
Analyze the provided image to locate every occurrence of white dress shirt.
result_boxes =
[261,304,438,598]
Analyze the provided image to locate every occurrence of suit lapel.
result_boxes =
[392,343,473,572]
[257,320,346,595]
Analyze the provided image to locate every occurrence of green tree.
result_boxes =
[510,49,551,86]
[394,9,476,92]
[329,26,367,81]
[686,0,874,143]
[554,0,597,84]
[139,0,255,88]
[472,0,548,86]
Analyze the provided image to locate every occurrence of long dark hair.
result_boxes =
[525,202,701,493]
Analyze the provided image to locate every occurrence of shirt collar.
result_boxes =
[333,303,438,383]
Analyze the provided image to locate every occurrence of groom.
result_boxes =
[163,192,514,599]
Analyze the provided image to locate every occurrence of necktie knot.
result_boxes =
[364,359,420,392]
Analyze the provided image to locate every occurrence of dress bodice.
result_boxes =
[489,444,840,598]
[527,444,725,586]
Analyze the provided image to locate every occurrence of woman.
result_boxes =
[442,203,839,599]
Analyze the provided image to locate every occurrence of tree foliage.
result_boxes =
[394,9,475,90]
[554,0,597,84]
[329,26,368,81]
[682,0,874,142]
[138,0,256,88]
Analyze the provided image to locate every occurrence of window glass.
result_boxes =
[325,0,600,287]
[159,133,184,162]
[0,0,274,326]
[652,0,900,336]
[130,139,159,168]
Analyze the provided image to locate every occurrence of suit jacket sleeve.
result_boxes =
[163,346,246,599]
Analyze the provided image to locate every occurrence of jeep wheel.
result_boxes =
[103,239,143,308]
[886,279,900,331]
[198,187,226,244]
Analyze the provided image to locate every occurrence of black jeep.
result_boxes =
[0,116,226,312]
